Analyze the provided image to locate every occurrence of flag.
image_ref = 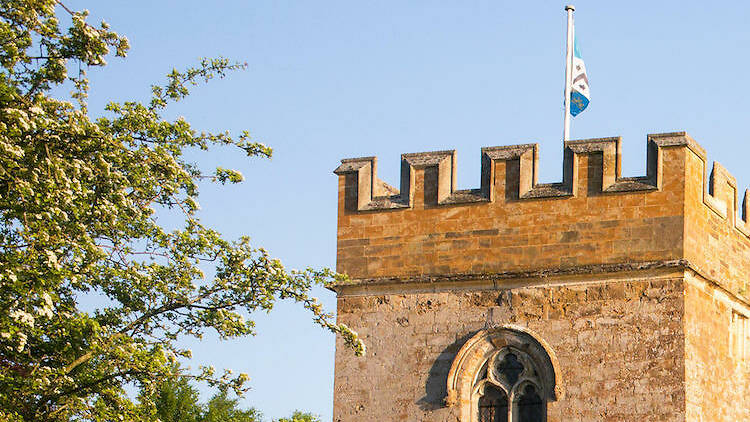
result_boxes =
[570,36,590,116]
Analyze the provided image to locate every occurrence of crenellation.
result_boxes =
[334,132,699,282]
[709,160,737,221]
[335,156,407,211]
[737,189,750,239]
[335,133,750,265]
[335,134,686,214]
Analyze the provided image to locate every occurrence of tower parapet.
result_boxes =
[333,132,749,304]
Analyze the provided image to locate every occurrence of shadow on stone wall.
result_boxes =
[417,331,477,411]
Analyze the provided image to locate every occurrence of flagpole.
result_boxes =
[563,5,575,143]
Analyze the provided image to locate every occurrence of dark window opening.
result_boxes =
[517,384,544,422]
[478,385,509,422]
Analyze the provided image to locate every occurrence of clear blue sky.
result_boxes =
[67,1,750,419]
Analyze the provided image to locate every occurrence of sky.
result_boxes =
[64,1,750,420]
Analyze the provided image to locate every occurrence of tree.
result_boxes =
[143,373,318,422]
[275,411,321,422]
[145,372,202,422]
[140,372,261,422]
[0,2,363,421]
[201,391,261,422]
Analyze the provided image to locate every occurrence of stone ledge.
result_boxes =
[328,259,690,289]
[330,259,750,309]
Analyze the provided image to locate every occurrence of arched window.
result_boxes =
[446,326,562,422]
[474,347,545,421]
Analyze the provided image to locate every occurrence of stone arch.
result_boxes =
[445,325,563,421]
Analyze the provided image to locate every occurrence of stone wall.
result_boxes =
[684,271,750,421]
[333,274,685,421]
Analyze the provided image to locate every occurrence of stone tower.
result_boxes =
[330,132,750,421]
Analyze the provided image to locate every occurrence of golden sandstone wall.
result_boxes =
[331,132,750,421]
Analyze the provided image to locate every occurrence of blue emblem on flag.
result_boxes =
[570,36,590,116]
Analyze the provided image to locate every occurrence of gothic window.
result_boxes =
[474,348,546,422]
[446,326,561,422]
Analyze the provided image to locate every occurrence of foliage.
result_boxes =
[275,410,321,422]
[140,373,261,422]
[142,374,318,422]
[146,373,202,422]
[201,391,261,422]
[0,1,363,421]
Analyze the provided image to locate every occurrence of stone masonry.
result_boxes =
[331,132,750,421]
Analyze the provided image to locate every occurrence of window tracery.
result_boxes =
[474,347,545,422]
[446,326,561,422]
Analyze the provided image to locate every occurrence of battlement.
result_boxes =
[333,132,750,304]
[334,132,704,208]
